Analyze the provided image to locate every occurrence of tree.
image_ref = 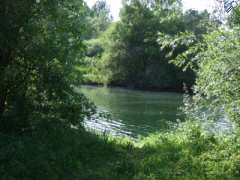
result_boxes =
[85,0,216,91]
[86,0,113,39]
[0,0,92,133]
[191,30,240,123]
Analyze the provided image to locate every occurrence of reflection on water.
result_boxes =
[84,109,133,136]
[81,85,184,137]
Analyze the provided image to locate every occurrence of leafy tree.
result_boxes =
[189,29,240,124]
[84,0,216,91]
[85,0,113,39]
[0,0,93,134]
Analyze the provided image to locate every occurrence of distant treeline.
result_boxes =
[81,0,220,92]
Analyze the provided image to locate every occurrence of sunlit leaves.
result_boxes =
[192,29,240,124]
[158,31,201,71]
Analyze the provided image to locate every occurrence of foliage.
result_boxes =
[84,0,113,39]
[0,121,134,180]
[0,0,93,132]
[157,10,219,72]
[158,31,200,72]
[80,23,117,84]
[82,1,217,91]
[2,121,240,180]
[228,5,240,26]
[1,0,240,179]
[133,121,240,179]
[188,29,240,124]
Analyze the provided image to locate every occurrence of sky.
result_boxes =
[85,0,216,21]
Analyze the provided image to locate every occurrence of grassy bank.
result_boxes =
[1,121,240,180]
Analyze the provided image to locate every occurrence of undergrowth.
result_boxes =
[1,121,240,180]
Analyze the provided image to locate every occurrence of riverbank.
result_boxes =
[81,82,192,94]
[2,121,239,179]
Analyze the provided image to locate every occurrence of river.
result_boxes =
[80,85,184,137]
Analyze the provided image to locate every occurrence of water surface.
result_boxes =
[81,85,184,137]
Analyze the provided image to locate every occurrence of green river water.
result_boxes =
[81,85,184,137]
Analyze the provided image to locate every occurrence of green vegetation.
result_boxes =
[82,0,219,91]
[2,121,240,179]
[0,0,93,134]
[194,29,240,123]
[1,0,240,179]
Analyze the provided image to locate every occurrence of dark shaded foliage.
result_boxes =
[0,0,93,134]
